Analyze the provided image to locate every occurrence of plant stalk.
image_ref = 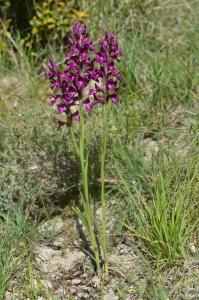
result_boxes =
[100,103,108,277]
[78,101,101,275]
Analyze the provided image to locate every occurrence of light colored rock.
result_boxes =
[0,77,18,88]
[96,207,103,219]
[143,138,159,162]
[38,217,64,236]
[70,287,77,294]
[109,252,137,271]
[189,243,196,254]
[40,279,53,289]
[52,235,66,247]
[71,278,82,285]
[92,275,101,287]
[35,245,85,274]
[103,293,119,300]
[77,292,90,298]
[5,291,19,300]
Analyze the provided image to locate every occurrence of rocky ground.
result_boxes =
[4,214,199,299]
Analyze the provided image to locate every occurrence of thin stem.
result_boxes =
[79,101,89,205]
[79,100,101,275]
[70,126,79,158]
[100,103,108,276]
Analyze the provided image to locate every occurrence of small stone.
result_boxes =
[38,217,64,236]
[71,278,82,285]
[70,287,77,294]
[35,245,85,275]
[41,279,53,289]
[79,285,90,292]
[77,292,89,299]
[96,207,103,219]
[103,294,119,300]
[53,235,65,247]
[190,243,196,254]
[0,77,18,88]
[92,275,101,287]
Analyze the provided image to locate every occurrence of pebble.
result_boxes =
[103,294,119,300]
[71,278,82,285]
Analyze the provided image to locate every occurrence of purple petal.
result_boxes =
[109,96,119,105]
[50,95,59,106]
[72,113,80,121]
[81,37,90,47]
[81,51,87,60]
[94,54,106,64]
[67,74,76,83]
[95,84,103,93]
[90,70,102,81]
[84,99,94,112]
[68,37,76,46]
[76,80,85,89]
[57,106,65,113]
[116,74,122,81]
[70,47,79,57]
[68,62,78,70]
[52,81,61,89]
[108,65,118,76]
[60,72,68,80]
[116,50,123,57]
[89,89,97,95]
[107,80,117,92]
[94,96,105,105]
[48,59,57,70]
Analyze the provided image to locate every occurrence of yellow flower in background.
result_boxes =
[28,0,88,46]
[73,10,88,20]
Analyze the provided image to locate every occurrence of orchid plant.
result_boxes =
[46,22,122,276]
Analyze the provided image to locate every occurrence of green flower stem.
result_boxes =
[78,101,101,275]
[70,126,79,158]
[100,103,108,277]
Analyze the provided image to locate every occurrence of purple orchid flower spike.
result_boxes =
[45,22,122,126]
[46,22,95,123]
[91,31,122,107]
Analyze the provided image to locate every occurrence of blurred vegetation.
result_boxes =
[28,0,87,46]
[0,0,35,31]
[0,0,87,50]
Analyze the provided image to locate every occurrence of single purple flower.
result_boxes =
[72,113,80,121]
[84,99,94,112]
[109,95,119,105]
[107,80,117,92]
[57,105,65,113]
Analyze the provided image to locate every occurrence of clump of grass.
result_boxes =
[116,141,199,266]
[0,199,35,299]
